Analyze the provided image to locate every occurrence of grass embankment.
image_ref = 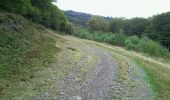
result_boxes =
[0,12,61,98]
[85,40,170,99]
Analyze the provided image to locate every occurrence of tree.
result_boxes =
[123,17,149,36]
[87,16,109,32]
[65,22,74,34]
[146,12,170,49]
[0,0,31,15]
[31,0,52,9]
[109,17,125,33]
[0,0,69,32]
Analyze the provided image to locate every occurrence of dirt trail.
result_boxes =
[33,35,116,99]
[32,34,154,100]
[79,45,116,100]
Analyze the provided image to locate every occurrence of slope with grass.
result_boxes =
[0,12,170,100]
[0,12,62,99]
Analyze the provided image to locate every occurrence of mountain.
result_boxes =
[64,10,112,27]
[64,10,92,27]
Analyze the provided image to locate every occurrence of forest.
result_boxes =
[0,0,72,32]
[65,10,170,58]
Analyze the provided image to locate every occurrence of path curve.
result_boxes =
[33,35,154,100]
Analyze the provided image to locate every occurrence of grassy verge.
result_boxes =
[0,13,62,98]
[133,58,170,100]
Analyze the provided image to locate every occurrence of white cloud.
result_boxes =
[55,0,170,18]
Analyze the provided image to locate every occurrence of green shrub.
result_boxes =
[28,7,42,23]
[101,33,113,44]
[78,29,91,39]
[110,33,126,46]
[71,28,170,58]
[87,16,109,32]
[0,0,68,32]
[138,37,170,57]
[125,36,140,50]
[92,31,104,42]
[125,36,170,58]
[65,22,74,34]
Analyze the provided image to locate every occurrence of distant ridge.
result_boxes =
[64,10,112,27]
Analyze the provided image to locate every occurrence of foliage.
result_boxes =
[125,36,170,57]
[146,12,170,49]
[87,16,148,36]
[109,17,149,36]
[64,10,112,27]
[64,10,92,27]
[109,33,126,46]
[125,36,140,50]
[0,0,71,32]
[0,0,31,15]
[71,28,170,58]
[87,16,109,32]
[64,22,74,34]
[109,17,125,33]
[0,12,59,78]
[123,17,149,36]
[138,37,169,57]
[64,10,170,50]
[65,10,149,36]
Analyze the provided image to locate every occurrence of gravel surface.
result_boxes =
[33,35,154,100]
[80,45,116,100]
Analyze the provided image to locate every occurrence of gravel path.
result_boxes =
[80,45,116,100]
[33,35,154,100]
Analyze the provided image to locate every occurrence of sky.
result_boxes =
[54,0,170,18]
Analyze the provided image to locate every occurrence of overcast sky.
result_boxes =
[54,0,170,18]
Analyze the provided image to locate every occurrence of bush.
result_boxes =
[73,28,126,46]
[0,0,68,32]
[125,36,140,50]
[92,31,104,42]
[28,7,42,23]
[101,33,113,43]
[71,28,170,58]
[110,33,126,46]
[87,16,109,32]
[78,29,92,39]
[125,36,170,58]
[65,22,74,34]
[138,37,170,57]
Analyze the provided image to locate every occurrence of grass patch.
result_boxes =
[133,58,170,100]
[0,13,62,99]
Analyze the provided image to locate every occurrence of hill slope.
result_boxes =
[0,12,170,100]
[0,12,61,92]
[64,10,112,27]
